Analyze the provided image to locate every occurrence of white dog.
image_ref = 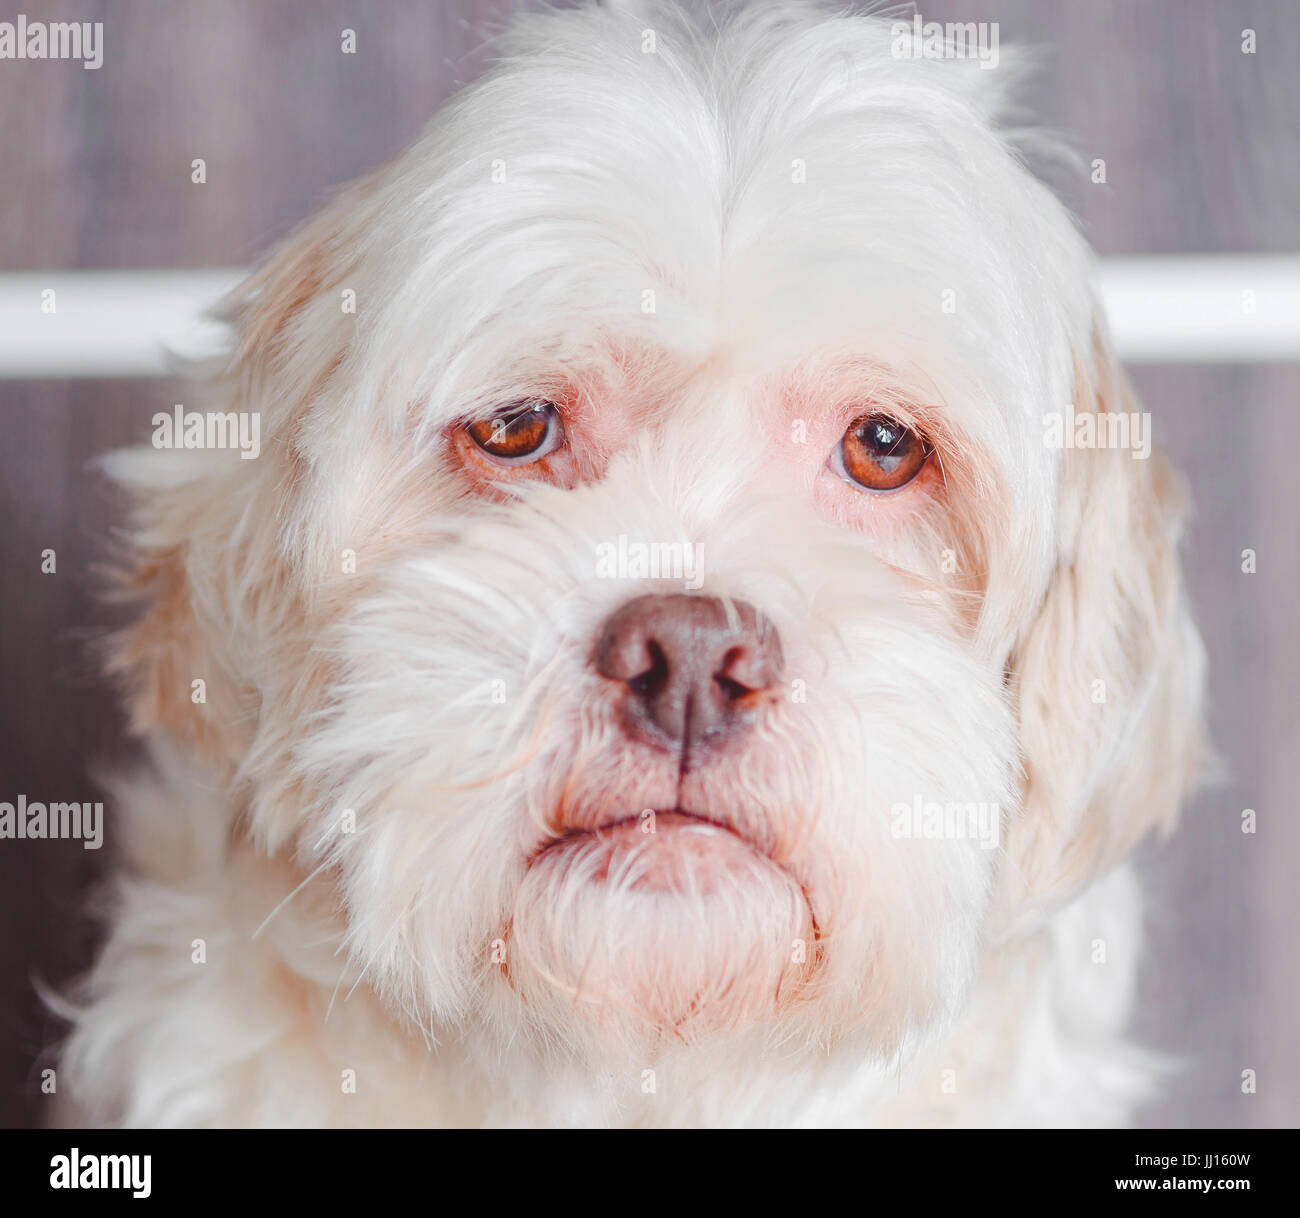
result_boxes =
[56,0,1204,1127]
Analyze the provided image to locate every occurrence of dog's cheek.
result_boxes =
[774,615,1015,1048]
[286,561,555,1025]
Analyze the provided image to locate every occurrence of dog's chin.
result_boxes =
[505,810,815,1047]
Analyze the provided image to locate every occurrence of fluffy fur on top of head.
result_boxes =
[57,0,1203,1127]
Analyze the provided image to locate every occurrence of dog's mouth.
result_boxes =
[532,808,778,895]
[512,806,819,1032]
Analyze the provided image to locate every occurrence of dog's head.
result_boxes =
[107,2,1203,1071]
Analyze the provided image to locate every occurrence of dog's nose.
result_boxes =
[593,594,783,753]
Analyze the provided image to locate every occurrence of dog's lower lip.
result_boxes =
[532,809,773,893]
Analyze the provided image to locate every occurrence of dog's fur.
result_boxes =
[56,0,1204,1127]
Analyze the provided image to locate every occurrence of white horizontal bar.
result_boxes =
[0,269,243,380]
[0,257,1298,379]
[1096,256,1300,364]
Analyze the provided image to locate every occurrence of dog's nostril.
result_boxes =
[714,674,750,702]
[714,647,756,702]
[628,640,669,699]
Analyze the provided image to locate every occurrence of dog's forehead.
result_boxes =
[367,8,1089,449]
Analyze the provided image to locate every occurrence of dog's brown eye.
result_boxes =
[836,414,931,491]
[466,401,562,463]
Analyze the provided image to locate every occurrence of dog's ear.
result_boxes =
[230,171,380,378]
[995,319,1206,929]
[102,177,378,764]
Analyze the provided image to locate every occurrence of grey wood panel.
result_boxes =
[3,0,1298,269]
[1127,364,1300,1129]
[1,0,1298,1128]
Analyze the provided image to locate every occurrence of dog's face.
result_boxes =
[112,4,1202,1073]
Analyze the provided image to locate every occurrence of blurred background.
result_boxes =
[1,0,1297,1127]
